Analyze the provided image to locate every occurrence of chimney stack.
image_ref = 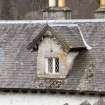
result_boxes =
[95,0,105,18]
[43,0,71,20]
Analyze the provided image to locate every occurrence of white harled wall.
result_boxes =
[0,92,99,105]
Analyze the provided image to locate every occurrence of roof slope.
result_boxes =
[0,21,104,93]
[51,25,86,50]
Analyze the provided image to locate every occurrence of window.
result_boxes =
[45,57,59,74]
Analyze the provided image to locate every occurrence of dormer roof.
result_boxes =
[27,24,86,53]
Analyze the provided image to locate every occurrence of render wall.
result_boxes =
[0,92,99,105]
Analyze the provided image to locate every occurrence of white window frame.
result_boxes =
[45,57,59,74]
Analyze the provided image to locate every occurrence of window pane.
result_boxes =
[45,58,48,73]
[55,58,59,72]
[48,58,53,73]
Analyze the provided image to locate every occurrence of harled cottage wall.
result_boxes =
[0,92,99,105]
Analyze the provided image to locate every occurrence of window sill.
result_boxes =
[37,73,67,79]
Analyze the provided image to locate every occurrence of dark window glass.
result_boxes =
[55,58,59,72]
[47,57,59,73]
[48,58,53,73]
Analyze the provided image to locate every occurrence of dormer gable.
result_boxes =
[27,24,87,53]
[27,24,88,78]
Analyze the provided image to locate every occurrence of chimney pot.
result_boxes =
[95,0,105,18]
[100,0,105,8]
[49,0,56,7]
[58,0,65,8]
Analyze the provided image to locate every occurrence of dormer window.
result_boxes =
[27,24,87,78]
[45,57,59,74]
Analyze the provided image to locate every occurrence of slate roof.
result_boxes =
[50,25,86,51]
[0,21,105,93]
